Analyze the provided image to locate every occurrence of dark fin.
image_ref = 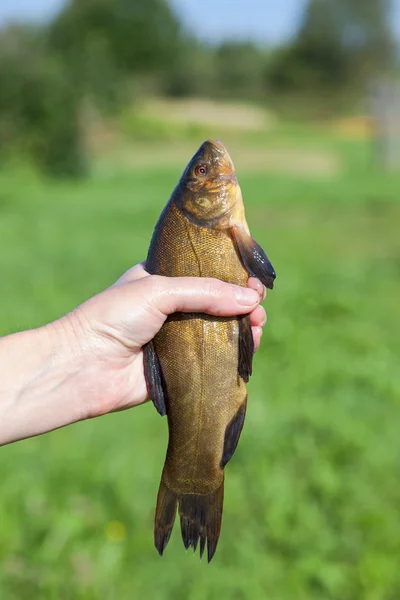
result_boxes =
[231,226,276,290]
[238,315,254,382]
[154,476,178,556]
[200,531,206,559]
[179,480,224,563]
[143,341,167,416]
[220,398,247,468]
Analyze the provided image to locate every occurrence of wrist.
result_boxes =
[48,309,125,421]
[42,311,95,421]
[0,315,89,446]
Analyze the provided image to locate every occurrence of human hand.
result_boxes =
[0,263,267,446]
[61,263,267,419]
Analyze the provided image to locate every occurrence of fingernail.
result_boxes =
[253,279,264,297]
[235,287,259,306]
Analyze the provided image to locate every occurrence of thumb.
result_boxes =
[145,275,261,318]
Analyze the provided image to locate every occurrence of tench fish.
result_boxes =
[144,140,276,562]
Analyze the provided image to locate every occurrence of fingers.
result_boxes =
[250,305,267,328]
[147,275,262,318]
[247,277,267,300]
[118,265,267,307]
[116,262,148,285]
[250,306,266,353]
[252,326,263,352]
[108,267,268,352]
[247,281,266,353]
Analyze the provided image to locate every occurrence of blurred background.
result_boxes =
[1,1,400,598]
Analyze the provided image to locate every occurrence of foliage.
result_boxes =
[163,40,271,102]
[0,0,184,177]
[162,41,217,98]
[0,25,86,177]
[49,0,184,109]
[267,0,395,114]
[0,128,400,598]
[214,43,272,101]
[0,0,398,175]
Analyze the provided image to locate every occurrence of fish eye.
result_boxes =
[195,165,207,176]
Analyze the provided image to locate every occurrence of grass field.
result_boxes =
[0,123,400,599]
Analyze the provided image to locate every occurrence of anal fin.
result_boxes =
[221,398,247,468]
[143,340,167,416]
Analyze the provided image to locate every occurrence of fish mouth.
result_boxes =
[205,139,226,152]
[203,139,230,160]
[201,139,236,176]
[199,139,231,158]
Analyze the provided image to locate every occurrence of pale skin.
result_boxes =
[0,263,267,447]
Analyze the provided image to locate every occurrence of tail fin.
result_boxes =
[154,474,224,563]
[154,477,178,557]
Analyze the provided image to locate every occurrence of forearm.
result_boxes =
[0,319,86,446]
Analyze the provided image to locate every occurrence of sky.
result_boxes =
[0,0,399,45]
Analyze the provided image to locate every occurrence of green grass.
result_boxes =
[0,131,400,600]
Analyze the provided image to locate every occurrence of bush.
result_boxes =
[0,25,87,178]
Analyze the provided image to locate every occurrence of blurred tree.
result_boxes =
[0,0,185,177]
[267,0,395,111]
[0,25,86,177]
[49,0,184,110]
[162,41,217,98]
[215,42,271,101]
[164,41,271,102]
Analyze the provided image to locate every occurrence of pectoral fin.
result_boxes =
[238,315,254,382]
[231,226,276,290]
[143,341,167,416]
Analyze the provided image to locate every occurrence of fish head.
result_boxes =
[176,140,244,228]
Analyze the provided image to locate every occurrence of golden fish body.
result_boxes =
[145,140,276,562]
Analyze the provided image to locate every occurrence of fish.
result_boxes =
[144,139,276,562]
